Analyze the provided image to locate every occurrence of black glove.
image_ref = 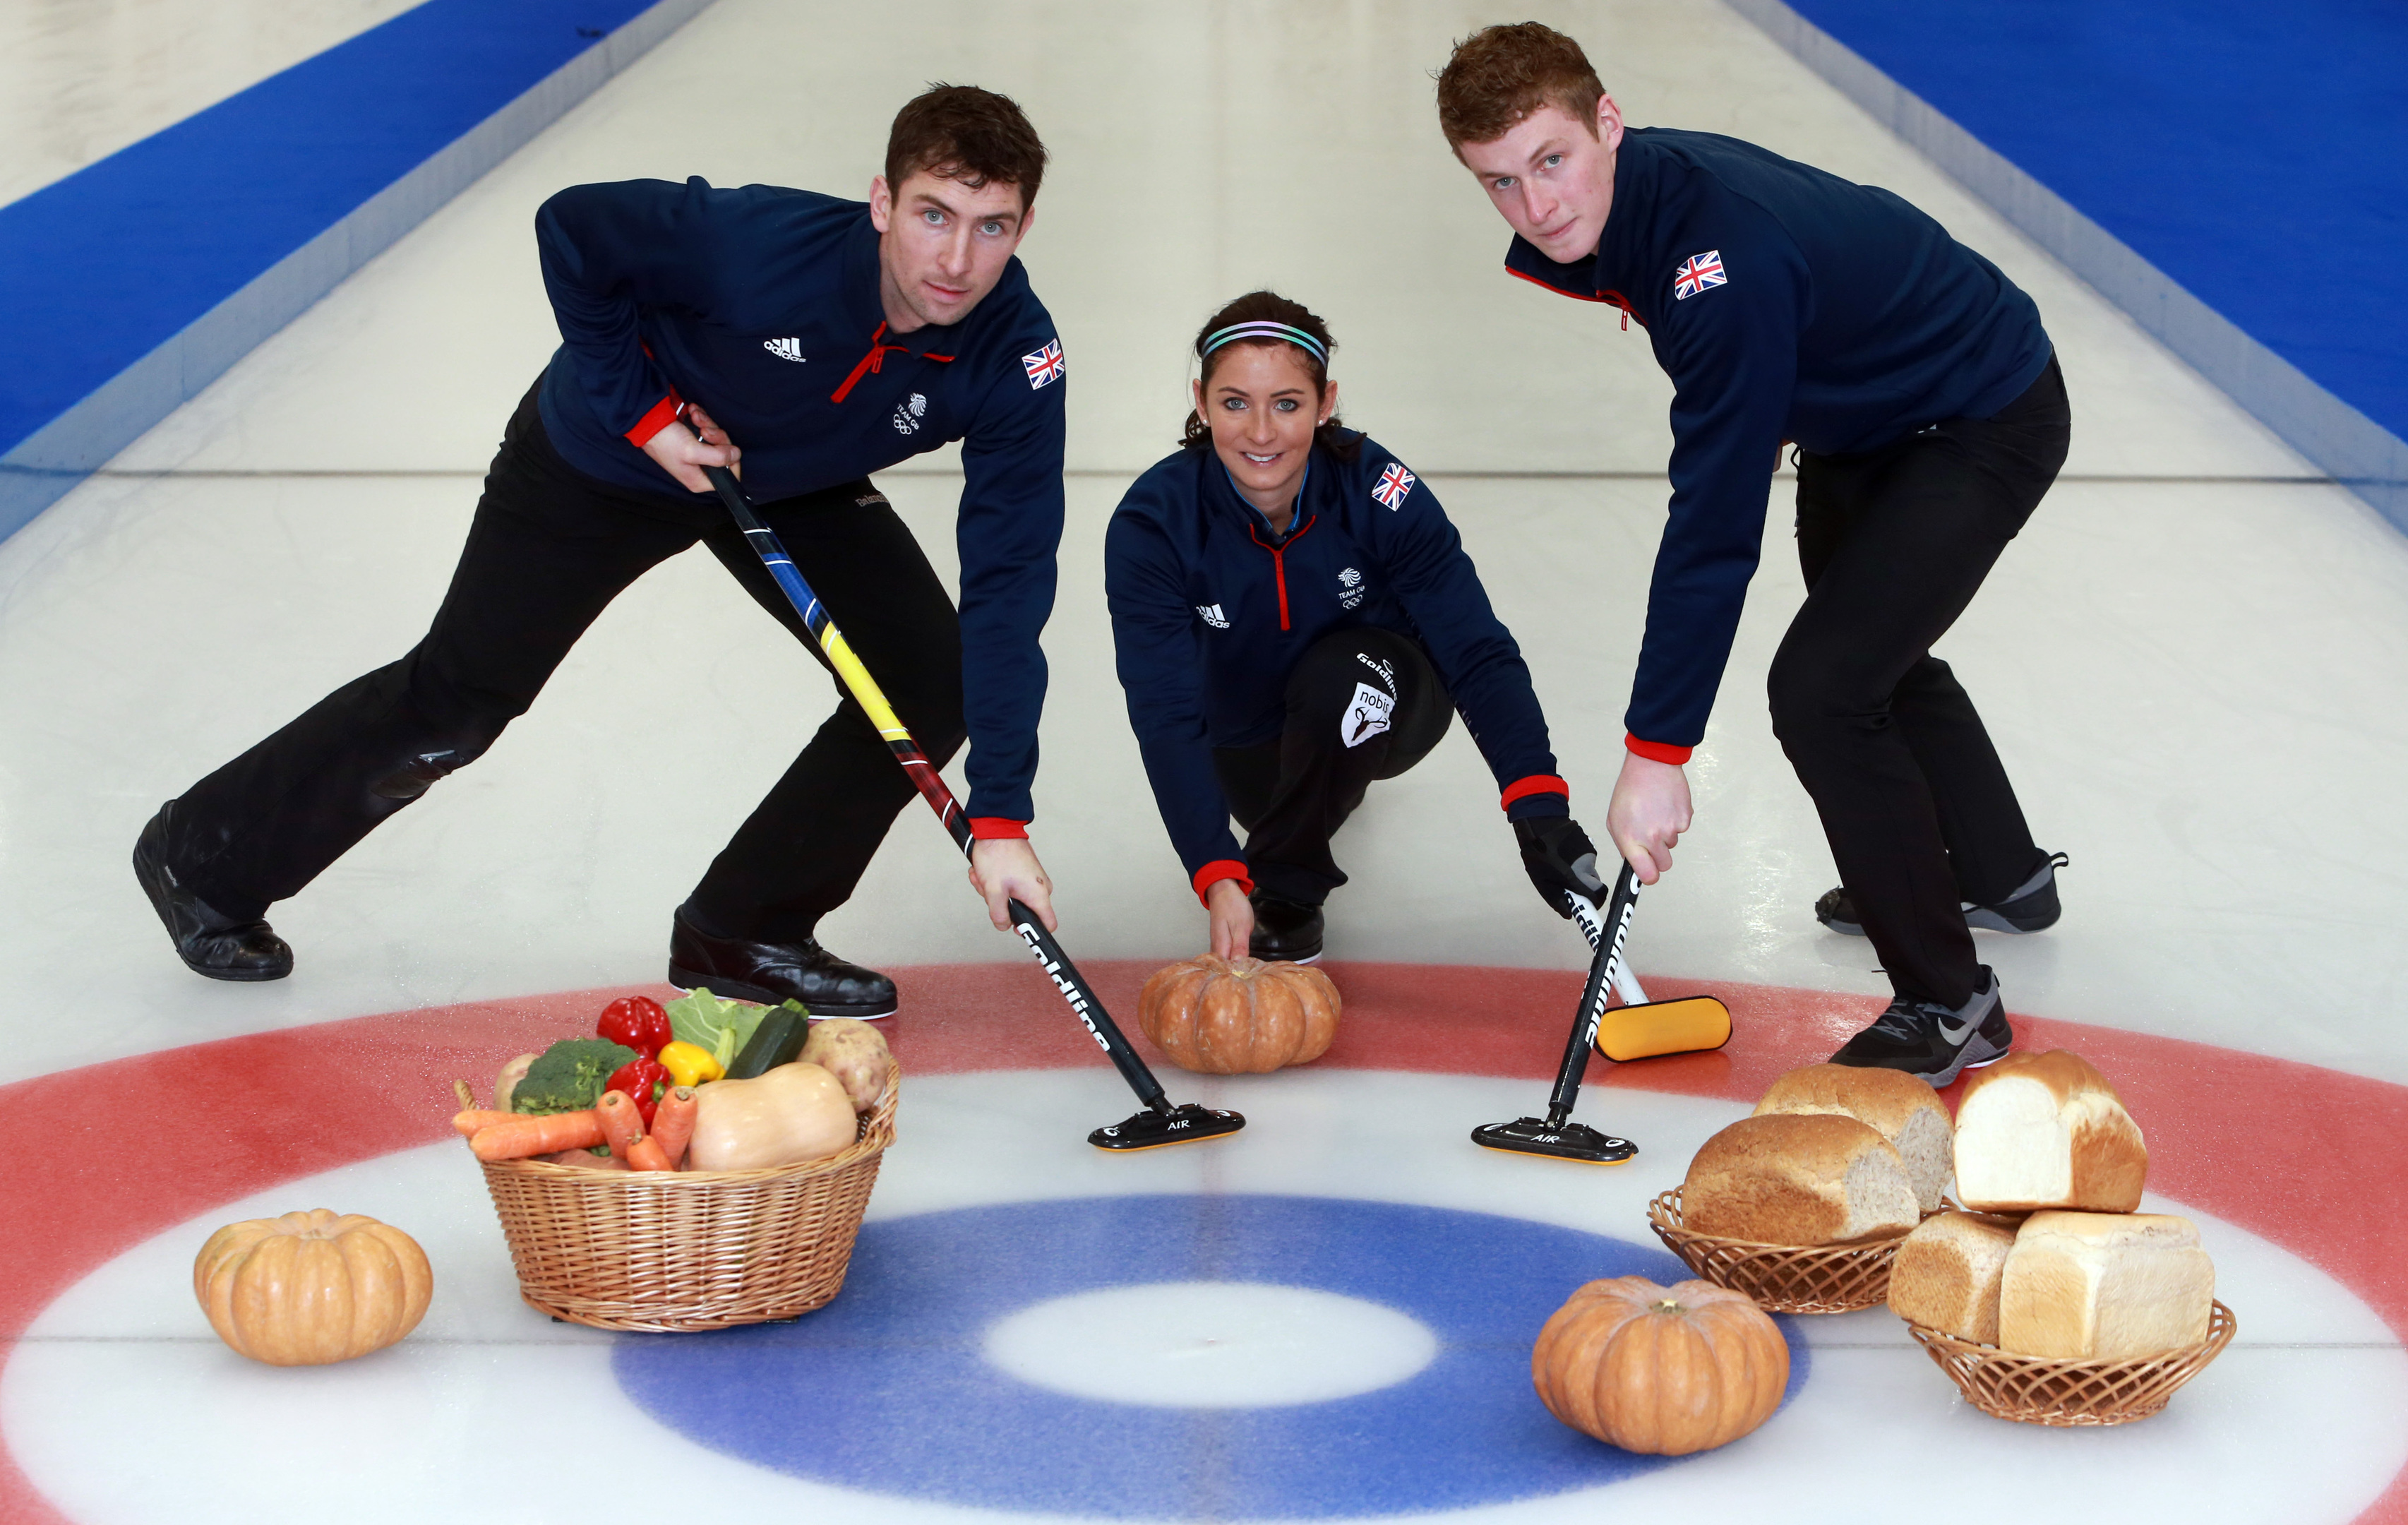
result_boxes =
[1514,815,1608,918]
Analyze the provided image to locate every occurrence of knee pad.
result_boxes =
[368,747,470,801]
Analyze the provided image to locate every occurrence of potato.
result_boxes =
[800,1019,891,1113]
[494,1053,538,1111]
[538,1147,624,1170]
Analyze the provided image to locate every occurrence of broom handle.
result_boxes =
[1568,892,1650,1007]
[704,466,1170,1115]
[1543,863,1642,1127]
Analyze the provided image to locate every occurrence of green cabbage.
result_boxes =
[664,987,786,1070]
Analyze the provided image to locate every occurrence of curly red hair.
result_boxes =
[1434,23,1605,150]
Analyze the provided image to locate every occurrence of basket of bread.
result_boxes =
[1653,1046,2231,1423]
[1888,1051,2232,1424]
[1649,1063,1951,1312]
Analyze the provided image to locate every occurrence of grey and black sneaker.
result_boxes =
[1828,968,2013,1087]
[1815,852,2067,938]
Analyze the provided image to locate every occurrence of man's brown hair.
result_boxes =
[885,83,1048,209]
[1434,23,1605,150]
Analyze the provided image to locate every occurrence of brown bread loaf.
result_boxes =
[1754,1062,1955,1212]
[1887,1210,2020,1343]
[1954,1051,2147,1213]
[1998,1211,2215,1358]
[1682,1114,1919,1245]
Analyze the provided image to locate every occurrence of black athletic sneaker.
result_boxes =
[1816,852,2067,937]
[1247,893,1325,964]
[667,905,897,1018]
[1828,969,2013,1087]
[133,802,294,981]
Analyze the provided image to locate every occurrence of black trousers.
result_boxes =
[1771,355,2070,1008]
[1213,626,1452,905]
[165,384,964,943]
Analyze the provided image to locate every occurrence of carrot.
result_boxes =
[625,1135,673,1172]
[452,1108,520,1137]
[651,1086,698,1168]
[595,1089,644,1163]
[470,1111,605,1161]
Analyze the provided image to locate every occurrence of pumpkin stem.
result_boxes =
[1653,1298,1684,1314]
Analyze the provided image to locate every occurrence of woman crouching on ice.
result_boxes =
[1105,290,1605,962]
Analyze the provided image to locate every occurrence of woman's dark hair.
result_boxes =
[1180,291,1359,461]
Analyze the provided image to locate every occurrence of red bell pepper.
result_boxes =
[597,995,673,1058]
[606,1057,670,1128]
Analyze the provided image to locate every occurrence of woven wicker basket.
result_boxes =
[477,1065,898,1332]
[1904,1300,2235,1425]
[1646,1187,1915,1314]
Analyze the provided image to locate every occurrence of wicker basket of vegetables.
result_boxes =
[460,992,898,1333]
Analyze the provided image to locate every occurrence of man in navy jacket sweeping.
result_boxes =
[1437,25,2070,1084]
[133,85,1065,1017]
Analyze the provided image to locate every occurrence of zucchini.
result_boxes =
[726,1005,810,1080]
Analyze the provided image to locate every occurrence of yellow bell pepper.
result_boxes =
[657,1040,725,1088]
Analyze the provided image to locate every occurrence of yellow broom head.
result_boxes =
[1595,996,1732,1062]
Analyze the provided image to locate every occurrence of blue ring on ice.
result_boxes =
[613,1194,1809,1518]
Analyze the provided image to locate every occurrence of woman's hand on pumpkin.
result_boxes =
[969,837,1055,932]
[1206,878,1254,961]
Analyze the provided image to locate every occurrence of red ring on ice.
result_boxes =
[1,962,2402,1523]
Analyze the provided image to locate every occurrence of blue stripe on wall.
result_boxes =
[0,0,709,539]
[1781,0,2408,448]
[1730,0,2408,529]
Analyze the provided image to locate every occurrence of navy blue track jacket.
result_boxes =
[1506,128,2052,760]
[532,177,1067,825]
[1106,434,1567,901]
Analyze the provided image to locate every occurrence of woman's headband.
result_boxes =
[1201,321,1329,368]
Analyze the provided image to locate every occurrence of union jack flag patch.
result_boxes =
[1672,250,1727,301]
[1022,339,1065,389]
[1372,462,1416,510]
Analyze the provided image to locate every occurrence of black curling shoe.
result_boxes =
[1828,969,2013,1088]
[1247,892,1325,964]
[1816,851,2068,938]
[133,803,292,981]
[667,906,897,1018]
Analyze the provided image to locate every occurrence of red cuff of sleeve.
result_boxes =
[1498,775,1571,811]
[968,818,1029,840]
[1192,859,1254,906]
[1624,734,1694,766]
[624,390,684,448]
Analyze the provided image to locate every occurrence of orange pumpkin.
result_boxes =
[1137,955,1341,1074]
[1531,1275,1788,1454]
[193,1209,433,1366]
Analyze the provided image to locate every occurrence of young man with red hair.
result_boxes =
[134,85,1066,1018]
[1437,24,2069,1084]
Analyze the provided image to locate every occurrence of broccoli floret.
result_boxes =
[511,1038,639,1114]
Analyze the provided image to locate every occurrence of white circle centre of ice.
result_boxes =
[982,1280,1439,1409]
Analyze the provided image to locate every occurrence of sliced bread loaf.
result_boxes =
[1754,1062,1954,1212]
[1999,1211,2215,1359]
[1955,1050,2147,1213]
[1682,1113,1919,1245]
[1888,1210,2020,1343]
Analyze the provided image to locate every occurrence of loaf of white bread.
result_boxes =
[1683,1113,1919,1245]
[1953,1050,2147,1213]
[1999,1211,2214,1358]
[1887,1211,2020,1344]
[1754,1063,1953,1213]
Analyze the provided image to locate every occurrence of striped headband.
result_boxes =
[1202,321,1329,367]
